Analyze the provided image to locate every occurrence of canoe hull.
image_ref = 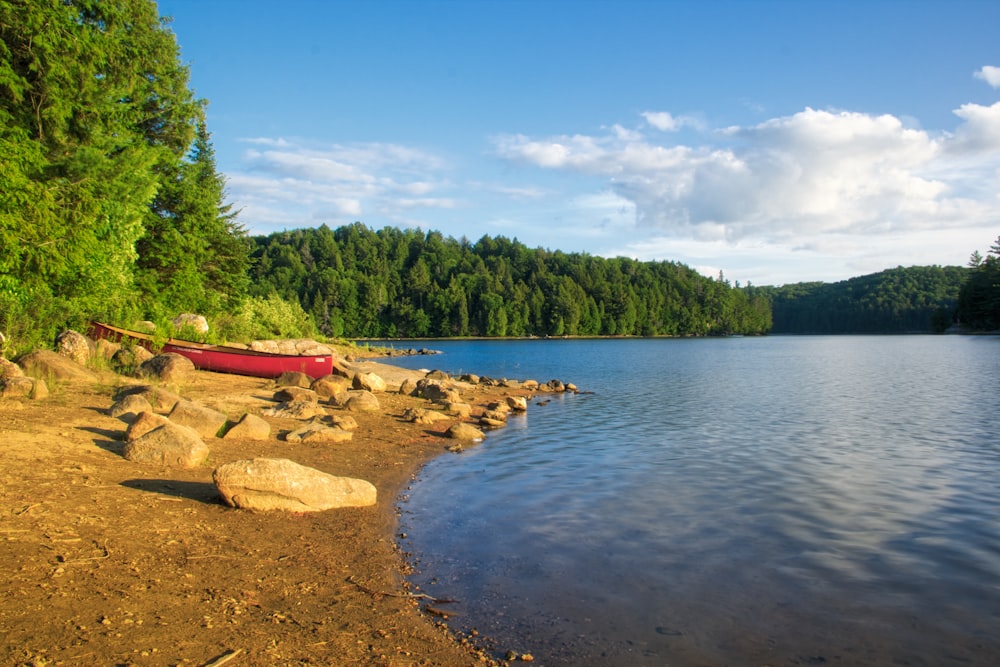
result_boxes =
[89,322,335,379]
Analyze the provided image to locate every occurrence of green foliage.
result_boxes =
[0,0,250,352]
[213,294,315,343]
[248,224,773,338]
[761,266,968,334]
[956,235,1000,331]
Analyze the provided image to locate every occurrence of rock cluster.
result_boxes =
[2,326,583,515]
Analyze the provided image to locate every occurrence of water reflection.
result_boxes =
[398,337,1000,665]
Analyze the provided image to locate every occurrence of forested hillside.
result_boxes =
[762,266,968,334]
[249,224,773,338]
[957,236,1000,331]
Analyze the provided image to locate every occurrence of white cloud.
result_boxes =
[494,105,1000,249]
[974,65,1000,88]
[642,111,698,132]
[226,139,455,230]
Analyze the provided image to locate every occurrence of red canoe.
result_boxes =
[89,322,335,379]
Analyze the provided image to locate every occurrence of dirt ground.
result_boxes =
[0,354,532,667]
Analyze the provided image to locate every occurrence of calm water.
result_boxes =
[382,337,1000,666]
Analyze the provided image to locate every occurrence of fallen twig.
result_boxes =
[201,648,242,667]
[347,576,457,604]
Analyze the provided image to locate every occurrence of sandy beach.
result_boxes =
[0,352,535,666]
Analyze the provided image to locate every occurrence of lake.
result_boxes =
[378,336,1000,666]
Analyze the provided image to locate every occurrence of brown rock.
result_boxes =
[125,411,171,441]
[0,357,23,380]
[352,371,387,393]
[123,421,209,468]
[273,386,318,403]
[0,376,34,399]
[224,413,271,441]
[329,414,358,430]
[285,422,353,444]
[311,375,352,399]
[138,353,196,383]
[445,422,485,442]
[402,407,449,425]
[115,384,181,412]
[506,396,529,412]
[55,330,93,365]
[275,371,312,389]
[16,350,97,382]
[168,400,228,439]
[111,345,154,375]
[261,401,328,420]
[108,394,154,424]
[213,458,376,511]
[344,391,380,413]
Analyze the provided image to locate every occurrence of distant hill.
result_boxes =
[760,265,967,334]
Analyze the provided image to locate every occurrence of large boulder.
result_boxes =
[415,378,460,403]
[168,400,228,438]
[111,345,154,375]
[273,386,318,403]
[55,330,93,365]
[122,421,209,468]
[402,407,449,425]
[223,413,271,441]
[138,353,195,383]
[114,384,181,412]
[16,350,97,382]
[445,422,485,442]
[343,390,380,413]
[311,375,352,399]
[213,458,376,511]
[506,396,529,412]
[352,371,387,393]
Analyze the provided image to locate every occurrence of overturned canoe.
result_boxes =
[89,322,335,379]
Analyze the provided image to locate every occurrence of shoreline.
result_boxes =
[0,352,537,665]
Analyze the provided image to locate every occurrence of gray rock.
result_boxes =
[168,400,228,438]
[224,413,271,441]
[171,313,209,334]
[55,330,92,365]
[213,458,377,511]
[123,421,209,468]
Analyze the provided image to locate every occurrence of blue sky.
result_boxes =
[157,0,1000,286]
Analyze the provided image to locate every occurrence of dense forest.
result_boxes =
[1,1,998,355]
[248,224,773,338]
[762,266,969,334]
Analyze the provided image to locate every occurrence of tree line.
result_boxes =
[248,224,773,338]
